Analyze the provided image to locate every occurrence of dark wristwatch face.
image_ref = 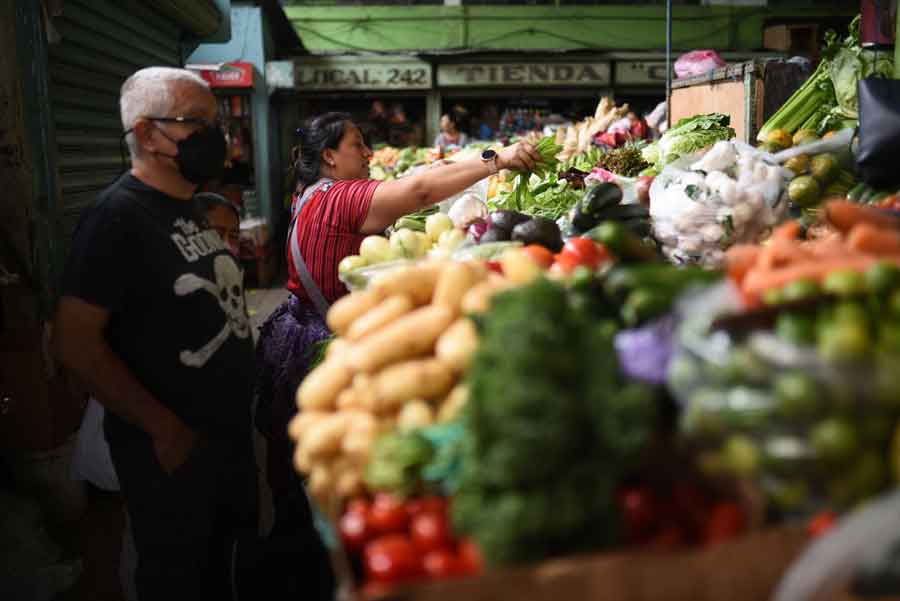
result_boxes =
[481,149,497,160]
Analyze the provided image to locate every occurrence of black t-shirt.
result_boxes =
[62,173,255,442]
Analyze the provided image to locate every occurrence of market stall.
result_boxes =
[281,14,900,601]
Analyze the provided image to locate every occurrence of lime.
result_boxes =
[810,153,839,185]
[714,348,768,385]
[768,478,810,512]
[865,261,900,295]
[823,269,867,298]
[878,324,900,355]
[817,322,871,363]
[784,154,810,176]
[775,312,816,346]
[723,435,761,477]
[890,290,900,317]
[793,129,819,147]
[763,287,785,306]
[782,278,821,303]
[828,452,886,508]
[774,371,820,420]
[767,129,794,150]
[683,389,727,437]
[811,418,860,464]
[788,176,822,208]
[873,356,900,410]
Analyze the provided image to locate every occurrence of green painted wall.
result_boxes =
[284,5,855,54]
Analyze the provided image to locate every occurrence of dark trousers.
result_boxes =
[110,432,258,601]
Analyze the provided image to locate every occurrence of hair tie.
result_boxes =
[295,127,305,139]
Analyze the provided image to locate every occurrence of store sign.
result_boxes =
[197,62,255,88]
[294,58,432,91]
[437,62,610,88]
[615,61,669,86]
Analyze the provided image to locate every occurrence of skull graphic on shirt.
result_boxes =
[174,254,250,368]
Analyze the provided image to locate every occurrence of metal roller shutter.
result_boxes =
[47,0,198,258]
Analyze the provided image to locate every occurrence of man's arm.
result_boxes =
[53,296,194,473]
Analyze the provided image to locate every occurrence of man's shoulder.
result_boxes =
[88,174,152,218]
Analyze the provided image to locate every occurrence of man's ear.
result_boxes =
[132,119,157,153]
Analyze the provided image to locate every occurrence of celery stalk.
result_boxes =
[757,61,835,142]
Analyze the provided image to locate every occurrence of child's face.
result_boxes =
[207,205,240,256]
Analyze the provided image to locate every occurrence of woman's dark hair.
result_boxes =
[194,192,240,220]
[293,112,352,188]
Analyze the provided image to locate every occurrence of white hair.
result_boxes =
[120,67,209,157]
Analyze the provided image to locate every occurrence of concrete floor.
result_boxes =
[53,281,291,601]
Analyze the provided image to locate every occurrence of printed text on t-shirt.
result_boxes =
[171,217,224,262]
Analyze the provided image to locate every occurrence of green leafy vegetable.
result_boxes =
[365,430,434,497]
[646,113,735,169]
[596,144,650,177]
[452,278,656,566]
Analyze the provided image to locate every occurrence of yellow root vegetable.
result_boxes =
[341,429,374,463]
[432,262,483,312]
[301,413,349,458]
[436,318,479,372]
[346,294,414,341]
[327,290,380,335]
[460,278,514,314]
[437,385,469,423]
[371,358,456,413]
[293,442,313,473]
[371,261,446,305]
[308,463,333,502]
[287,411,329,442]
[346,305,455,373]
[296,356,351,411]
[325,338,350,361]
[397,400,435,432]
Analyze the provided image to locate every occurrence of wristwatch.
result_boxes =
[481,149,499,175]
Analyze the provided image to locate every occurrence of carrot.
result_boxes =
[725,244,762,284]
[847,223,900,255]
[824,201,900,234]
[772,220,802,242]
[741,256,883,297]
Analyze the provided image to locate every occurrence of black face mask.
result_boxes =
[154,125,227,185]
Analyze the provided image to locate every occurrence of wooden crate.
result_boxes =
[671,59,811,143]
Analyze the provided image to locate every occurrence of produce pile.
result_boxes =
[756,16,894,146]
[673,204,900,516]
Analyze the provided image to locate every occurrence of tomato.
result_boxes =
[340,508,374,553]
[703,502,745,545]
[552,250,582,274]
[406,496,448,519]
[347,497,372,517]
[423,548,463,579]
[807,510,837,538]
[618,486,657,543]
[369,493,410,535]
[485,260,503,275]
[458,538,485,575]
[563,238,607,269]
[411,510,453,553]
[521,244,554,269]
[364,534,423,584]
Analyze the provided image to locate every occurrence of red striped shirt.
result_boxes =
[287,179,380,305]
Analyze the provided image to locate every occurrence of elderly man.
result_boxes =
[54,67,257,599]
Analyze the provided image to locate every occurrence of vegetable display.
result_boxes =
[650,140,789,267]
[756,17,894,143]
[641,113,736,173]
[452,278,657,566]
[290,260,509,512]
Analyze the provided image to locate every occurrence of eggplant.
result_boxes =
[489,210,530,232]
[511,217,563,252]
[480,226,511,243]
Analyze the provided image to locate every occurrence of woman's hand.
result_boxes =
[496,141,541,172]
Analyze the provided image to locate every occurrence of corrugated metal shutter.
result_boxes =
[47,0,184,257]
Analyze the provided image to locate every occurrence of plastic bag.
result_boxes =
[70,397,120,491]
[670,282,900,517]
[675,50,727,79]
[649,141,789,267]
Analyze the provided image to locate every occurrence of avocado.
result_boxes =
[479,226,511,243]
[511,217,563,252]
[488,210,530,232]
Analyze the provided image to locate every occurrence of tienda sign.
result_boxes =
[195,62,255,88]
